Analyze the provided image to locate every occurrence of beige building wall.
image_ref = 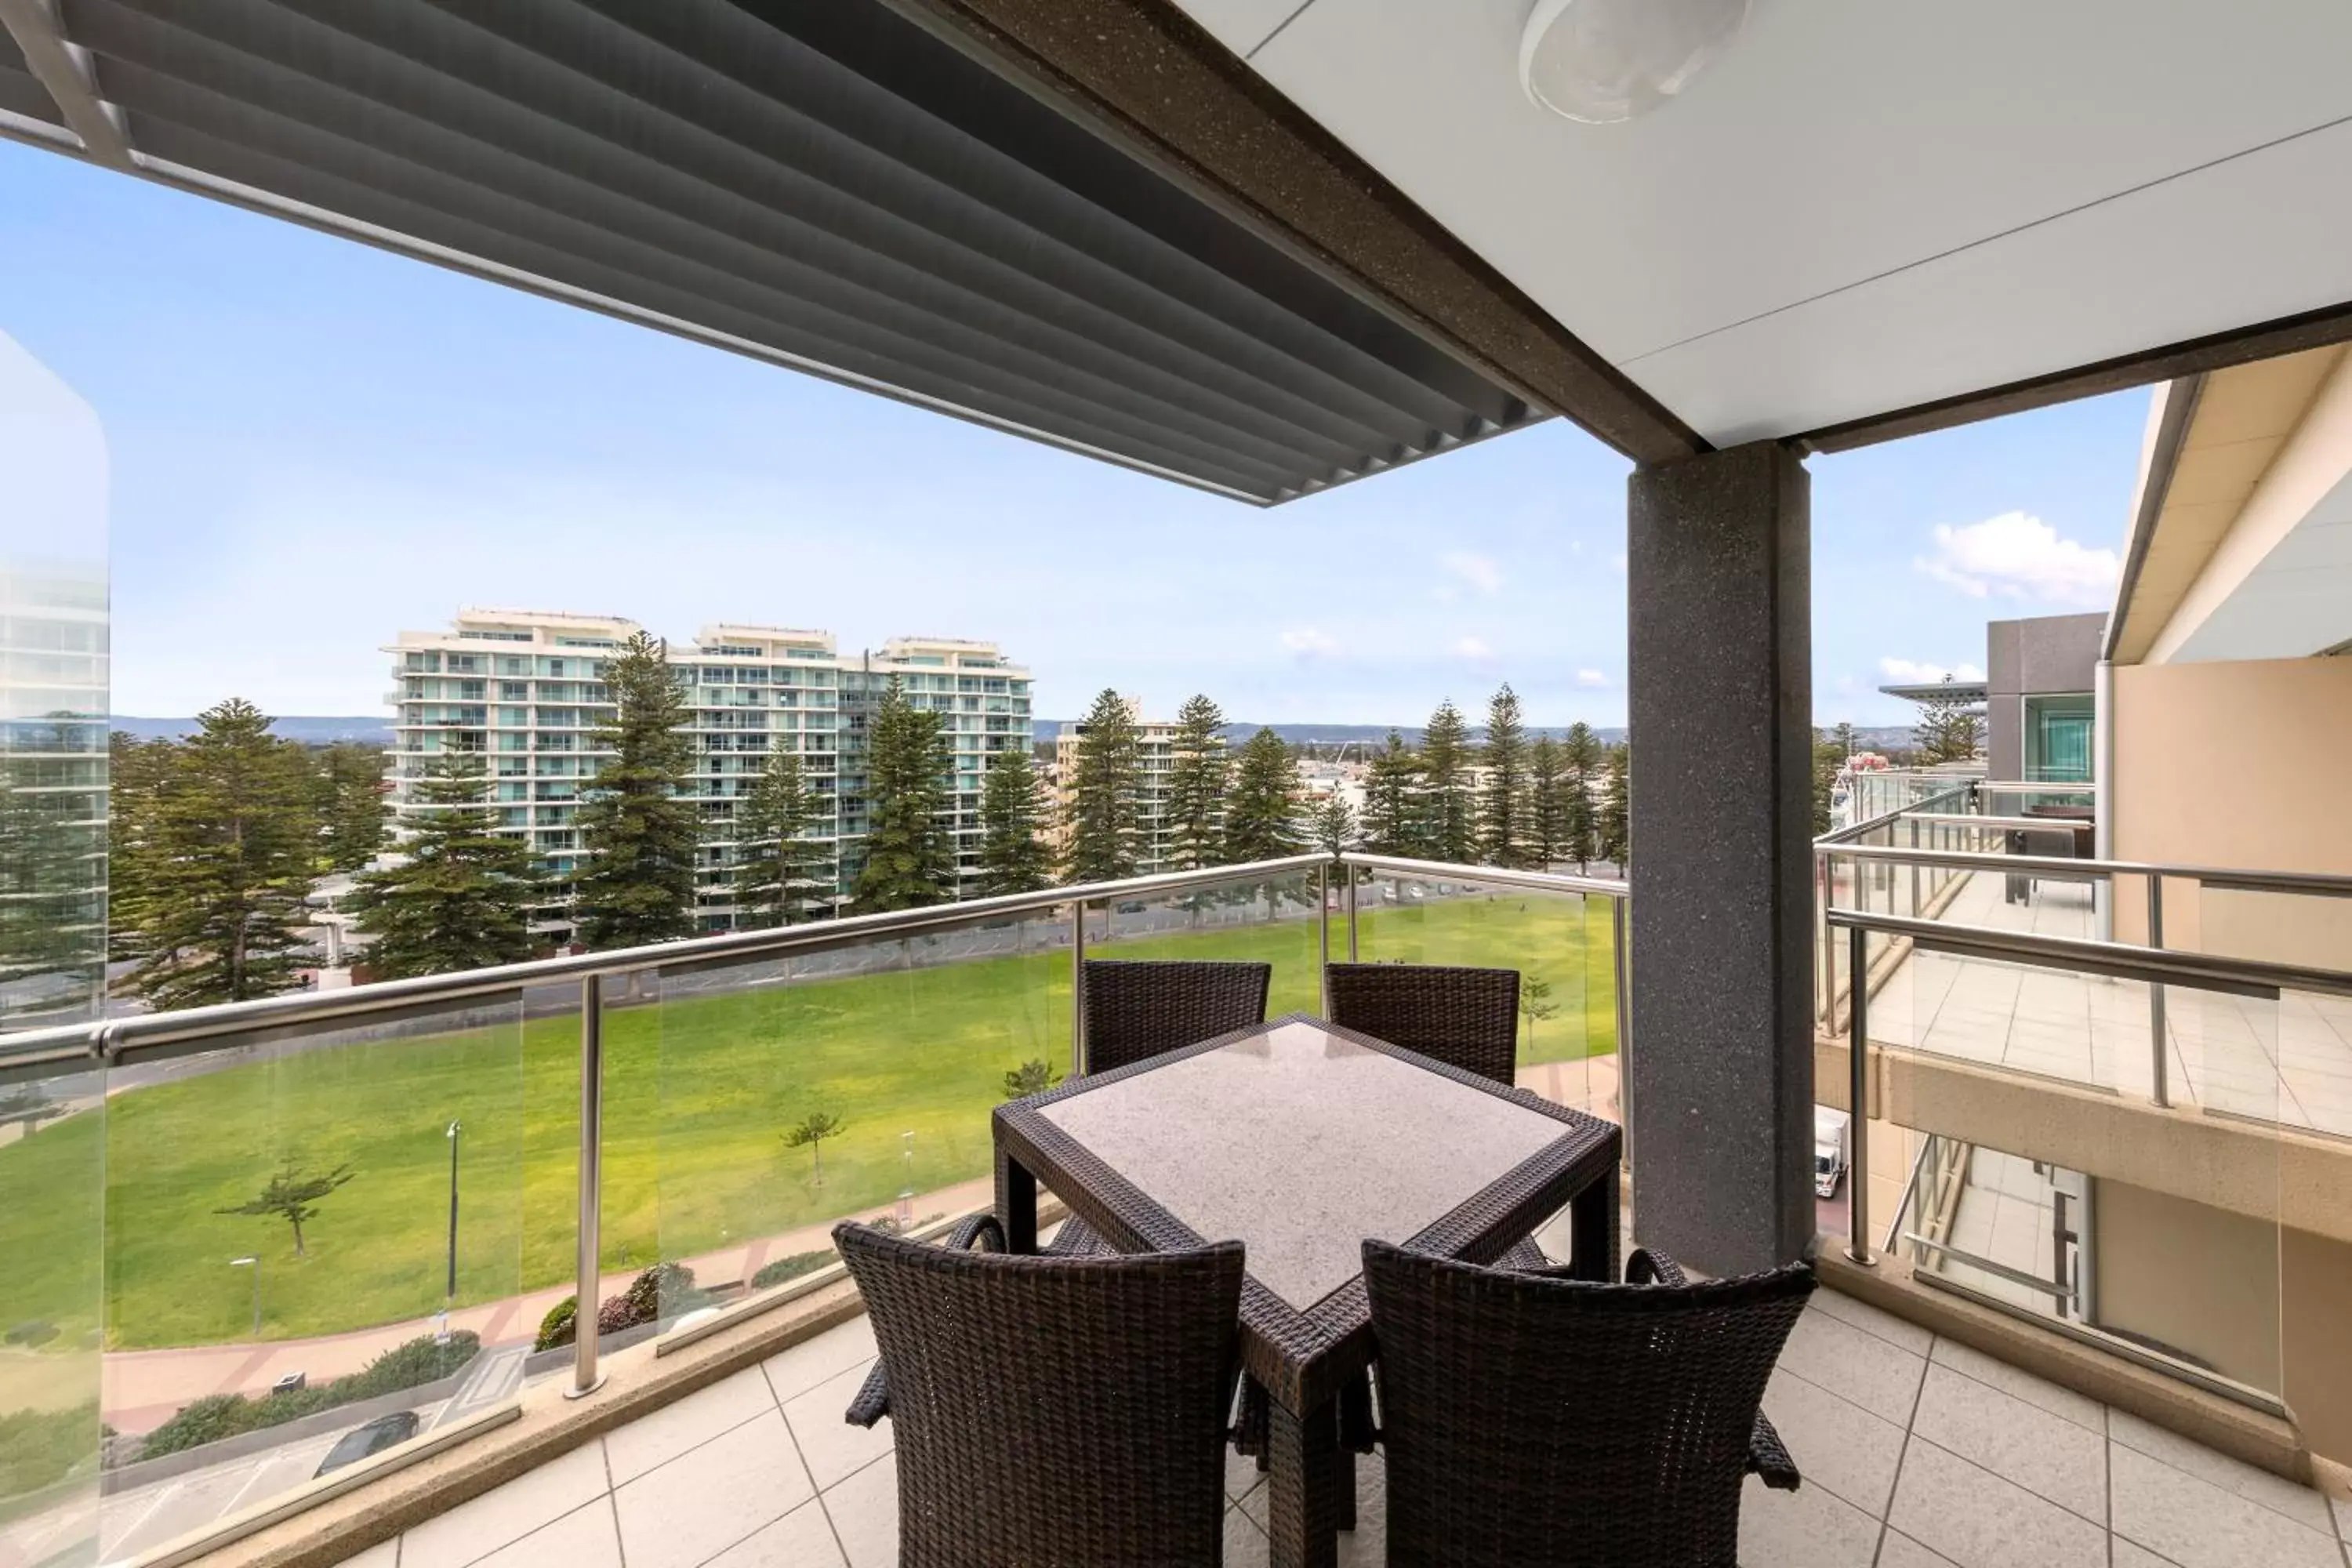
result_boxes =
[2109,656,2352,967]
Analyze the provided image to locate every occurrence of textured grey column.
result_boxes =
[1626,441,1814,1276]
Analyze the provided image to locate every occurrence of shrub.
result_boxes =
[138,1332,480,1459]
[3,1320,56,1348]
[534,1296,578,1352]
[0,1402,98,1497]
[749,1251,834,1290]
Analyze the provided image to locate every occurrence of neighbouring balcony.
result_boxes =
[4,848,2349,1568]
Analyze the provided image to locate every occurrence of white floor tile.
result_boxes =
[1734,1471,1882,1568]
[612,1410,815,1568]
[401,1442,611,1568]
[1761,1367,1904,1515]
[1887,1438,2106,1568]
[1910,1364,2105,1523]
[781,1360,895,1490]
[701,1498,846,1568]
[2109,1443,2342,1568]
[761,1316,878,1406]
[342,1541,399,1568]
[1221,1504,1270,1568]
[2111,1541,2185,1568]
[1809,1287,1933,1356]
[603,1367,778,1486]
[2107,1410,2337,1535]
[821,1455,898,1568]
[1777,1303,1926,1425]
[1877,1530,1963,1568]
[467,1499,621,1568]
[1927,1337,2104,1433]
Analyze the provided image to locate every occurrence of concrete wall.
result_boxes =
[2093,1178,2280,1392]
[1986,613,2104,780]
[2110,656,2352,965]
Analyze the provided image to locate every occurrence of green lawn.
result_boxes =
[0,889,1616,1351]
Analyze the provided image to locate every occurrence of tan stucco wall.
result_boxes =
[2094,1178,2281,1392]
[2111,657,2352,967]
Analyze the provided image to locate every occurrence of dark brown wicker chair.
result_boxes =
[1079,958,1272,1074]
[1325,962,1520,1086]
[1326,962,1549,1269]
[837,1217,1245,1566]
[1363,1240,1814,1568]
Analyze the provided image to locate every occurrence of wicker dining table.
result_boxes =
[993,1011,1623,1568]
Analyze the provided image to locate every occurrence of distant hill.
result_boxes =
[114,715,394,745]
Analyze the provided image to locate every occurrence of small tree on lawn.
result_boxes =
[1001,1059,1062,1099]
[1519,975,1559,1051]
[784,1111,847,1184]
[350,753,539,978]
[216,1158,356,1258]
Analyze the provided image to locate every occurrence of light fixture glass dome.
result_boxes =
[1519,0,1750,124]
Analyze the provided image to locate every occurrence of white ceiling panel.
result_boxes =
[1624,118,2352,444]
[1177,0,1310,57]
[1206,0,2352,437]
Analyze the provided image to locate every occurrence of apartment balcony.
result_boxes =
[3,851,2347,1568]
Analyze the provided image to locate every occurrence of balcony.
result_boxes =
[3,851,2347,1568]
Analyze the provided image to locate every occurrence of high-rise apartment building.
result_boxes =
[386,610,1031,939]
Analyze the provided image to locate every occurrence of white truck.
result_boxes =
[1814,1107,1852,1199]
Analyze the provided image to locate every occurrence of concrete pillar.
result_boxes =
[1626,441,1814,1276]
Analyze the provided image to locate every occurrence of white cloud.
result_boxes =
[1279,626,1338,656]
[1453,636,1494,660]
[1575,668,1609,688]
[1878,656,1986,684]
[1915,511,2119,605]
[1440,551,1503,596]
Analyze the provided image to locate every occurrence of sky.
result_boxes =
[0,138,2150,730]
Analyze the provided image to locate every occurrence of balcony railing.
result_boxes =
[0,850,1626,1568]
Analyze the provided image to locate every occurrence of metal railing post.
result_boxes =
[2147,877,2169,1109]
[1846,923,1873,1267]
[1610,895,1632,1171]
[568,974,607,1399]
[1318,861,1332,1014]
[1345,869,1359,962]
[1908,818,1921,914]
[1815,852,1833,1032]
[1070,899,1087,1079]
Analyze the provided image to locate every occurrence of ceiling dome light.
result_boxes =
[1519,0,1750,124]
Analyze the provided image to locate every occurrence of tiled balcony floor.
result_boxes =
[339,1288,2352,1568]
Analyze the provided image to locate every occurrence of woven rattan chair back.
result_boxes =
[1080,959,1272,1073]
[1323,963,1520,1085]
[1363,1240,1814,1568]
[837,1222,1245,1566]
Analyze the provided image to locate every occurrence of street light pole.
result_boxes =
[442,1120,462,1341]
[230,1255,260,1339]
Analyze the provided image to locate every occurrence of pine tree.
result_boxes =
[1307,789,1357,857]
[1418,700,1476,863]
[1063,688,1142,884]
[977,749,1052,895]
[129,699,318,1009]
[1810,730,1846,837]
[1527,735,1566,869]
[1561,722,1602,873]
[734,751,830,927]
[106,731,173,963]
[1596,743,1632,868]
[1911,684,1984,764]
[314,742,389,873]
[1476,684,1530,868]
[350,753,539,978]
[1359,731,1424,857]
[853,677,955,912]
[573,632,698,949]
[1163,694,1229,871]
[1222,728,1304,862]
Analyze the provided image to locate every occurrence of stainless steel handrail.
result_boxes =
[1883,1134,1933,1255]
[1897,813,2092,833]
[1901,1232,2077,1308]
[1824,907,2352,999]
[1338,851,1629,901]
[1818,843,2352,898]
[0,852,1337,1065]
[1814,785,1975,846]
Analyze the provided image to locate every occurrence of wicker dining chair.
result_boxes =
[1080,958,1272,1074]
[837,1217,1246,1567]
[1363,1239,1815,1568]
[1324,962,1520,1087]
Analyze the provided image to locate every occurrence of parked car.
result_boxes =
[314,1411,420,1478]
[1814,1107,1851,1199]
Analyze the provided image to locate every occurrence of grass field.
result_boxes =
[0,888,1617,1350]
